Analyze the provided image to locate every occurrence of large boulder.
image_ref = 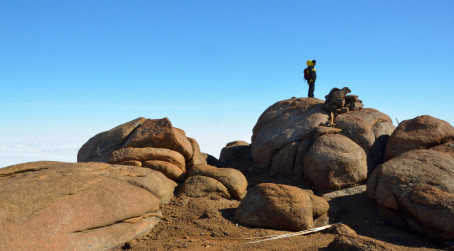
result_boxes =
[0,161,177,250]
[251,97,329,170]
[219,141,253,173]
[188,164,247,200]
[367,149,454,240]
[234,183,329,231]
[303,134,367,192]
[77,117,146,162]
[335,108,395,173]
[384,115,454,161]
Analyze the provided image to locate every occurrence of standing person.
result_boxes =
[304,60,317,97]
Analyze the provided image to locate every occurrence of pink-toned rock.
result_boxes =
[123,118,194,161]
[143,160,185,182]
[335,108,395,172]
[179,175,231,199]
[77,117,146,162]
[235,183,328,231]
[109,147,186,171]
[0,161,177,250]
[189,164,247,200]
[367,149,454,240]
[304,134,367,192]
[251,97,329,170]
[384,115,454,161]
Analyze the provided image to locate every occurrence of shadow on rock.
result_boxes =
[327,191,443,249]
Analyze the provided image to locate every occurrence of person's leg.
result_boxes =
[308,82,315,97]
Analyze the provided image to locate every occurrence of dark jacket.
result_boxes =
[306,60,317,83]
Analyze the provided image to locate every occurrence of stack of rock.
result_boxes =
[322,87,364,126]
[78,117,206,182]
[78,117,248,200]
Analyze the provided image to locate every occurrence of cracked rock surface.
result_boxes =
[0,161,177,251]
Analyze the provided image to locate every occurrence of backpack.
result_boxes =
[303,67,310,81]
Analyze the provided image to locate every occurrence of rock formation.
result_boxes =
[235,183,329,231]
[251,97,329,171]
[109,147,187,181]
[79,118,206,181]
[179,175,231,199]
[384,115,454,161]
[78,117,248,200]
[303,134,367,192]
[0,161,177,250]
[335,108,395,173]
[77,117,146,163]
[322,87,364,124]
[188,163,248,200]
[5,92,454,248]
[367,149,454,240]
[250,88,394,192]
[367,115,454,240]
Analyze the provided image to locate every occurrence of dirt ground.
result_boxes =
[113,175,449,251]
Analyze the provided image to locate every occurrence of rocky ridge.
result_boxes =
[2,87,454,250]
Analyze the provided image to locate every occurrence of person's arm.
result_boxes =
[311,68,317,81]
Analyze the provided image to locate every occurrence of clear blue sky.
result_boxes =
[1,0,453,167]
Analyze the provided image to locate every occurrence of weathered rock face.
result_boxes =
[234,183,329,231]
[335,108,395,173]
[77,117,146,162]
[303,134,368,192]
[123,118,194,161]
[109,147,186,171]
[179,175,231,199]
[0,161,177,251]
[143,160,186,182]
[270,141,299,177]
[108,147,187,181]
[384,115,454,161]
[189,164,248,200]
[78,117,208,183]
[251,97,329,170]
[430,140,454,158]
[219,141,253,173]
[367,149,454,240]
